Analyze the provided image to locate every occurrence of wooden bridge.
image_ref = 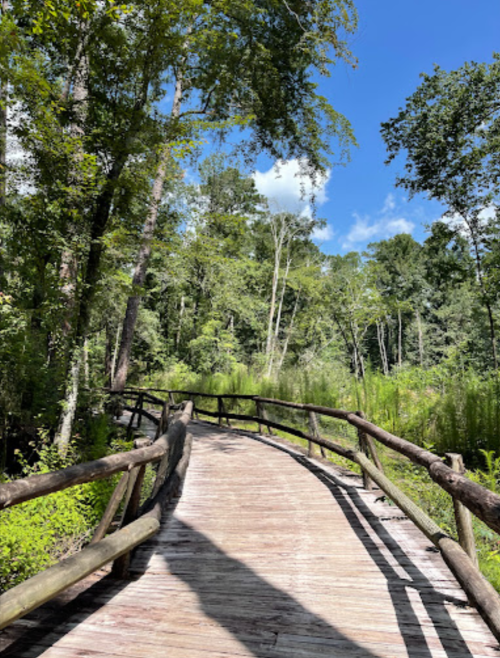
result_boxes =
[1,389,500,657]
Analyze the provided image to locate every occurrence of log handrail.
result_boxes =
[3,385,500,641]
[141,389,500,539]
[0,396,194,631]
[114,386,500,642]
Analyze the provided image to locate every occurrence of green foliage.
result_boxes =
[0,417,128,593]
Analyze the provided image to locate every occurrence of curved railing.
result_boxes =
[0,394,193,631]
[2,385,500,642]
[120,386,500,642]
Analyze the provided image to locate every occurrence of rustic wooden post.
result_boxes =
[154,401,170,441]
[256,399,263,433]
[355,412,385,474]
[220,397,231,426]
[257,400,273,435]
[112,458,147,578]
[89,471,130,545]
[356,411,373,491]
[445,453,478,567]
[218,396,223,427]
[308,411,327,458]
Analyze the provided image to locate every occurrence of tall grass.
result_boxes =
[149,362,500,465]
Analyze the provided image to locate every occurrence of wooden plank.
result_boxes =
[3,422,497,658]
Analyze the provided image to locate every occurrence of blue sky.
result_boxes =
[250,0,500,255]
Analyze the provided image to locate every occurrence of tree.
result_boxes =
[111,0,359,392]
[381,55,500,368]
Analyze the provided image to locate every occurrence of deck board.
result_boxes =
[1,422,498,658]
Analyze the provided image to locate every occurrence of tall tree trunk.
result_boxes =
[104,321,113,385]
[416,309,424,367]
[176,295,185,349]
[266,246,281,358]
[274,252,291,342]
[112,73,183,392]
[377,321,389,376]
[54,17,156,450]
[276,288,301,373]
[53,33,90,450]
[111,321,121,384]
[466,219,498,370]
[59,22,90,341]
[267,249,290,377]
[0,0,7,207]
[397,308,402,368]
[349,318,364,379]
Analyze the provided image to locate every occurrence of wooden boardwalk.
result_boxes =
[1,422,498,658]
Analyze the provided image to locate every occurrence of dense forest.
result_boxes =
[1,1,500,592]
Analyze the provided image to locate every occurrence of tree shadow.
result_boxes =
[249,433,478,657]
[0,576,131,657]
[155,517,390,657]
[0,426,485,658]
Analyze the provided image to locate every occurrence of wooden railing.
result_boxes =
[0,393,193,631]
[2,385,500,641]
[124,386,500,642]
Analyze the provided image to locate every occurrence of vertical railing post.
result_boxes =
[445,453,478,567]
[308,410,326,458]
[154,401,170,440]
[356,411,373,491]
[218,396,223,427]
[258,401,273,435]
[112,438,150,578]
[256,398,263,433]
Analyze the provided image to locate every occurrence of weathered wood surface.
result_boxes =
[1,423,498,658]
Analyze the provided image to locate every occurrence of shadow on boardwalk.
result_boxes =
[0,427,483,658]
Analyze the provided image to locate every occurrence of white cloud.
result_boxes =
[439,205,498,233]
[312,224,335,241]
[253,159,331,215]
[342,202,415,250]
[382,193,396,213]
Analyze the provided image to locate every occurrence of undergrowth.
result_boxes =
[0,416,132,593]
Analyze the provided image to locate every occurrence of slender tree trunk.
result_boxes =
[266,245,281,357]
[416,309,424,367]
[0,1,7,207]
[83,335,89,387]
[54,347,83,452]
[176,295,185,349]
[276,288,301,373]
[267,251,291,376]
[377,321,389,376]
[104,321,112,385]
[111,322,121,384]
[349,318,364,379]
[467,222,498,370]
[274,252,291,342]
[111,145,171,391]
[54,20,156,450]
[112,73,184,392]
[59,23,90,340]
[397,308,402,368]
[53,32,90,451]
